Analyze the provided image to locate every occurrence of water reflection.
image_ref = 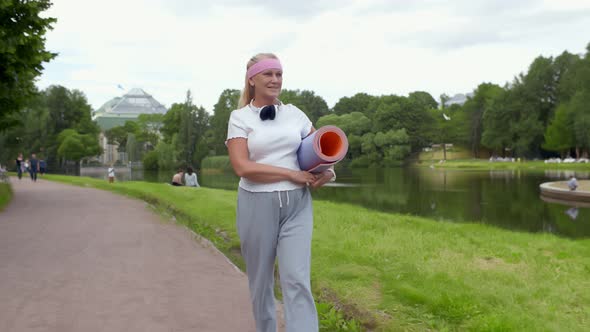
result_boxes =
[540,195,590,222]
[310,168,590,238]
[544,169,590,179]
[565,207,579,220]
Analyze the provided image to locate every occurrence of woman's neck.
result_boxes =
[251,97,276,108]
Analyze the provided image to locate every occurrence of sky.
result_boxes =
[37,0,590,113]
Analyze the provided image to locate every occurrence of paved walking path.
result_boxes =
[0,178,256,332]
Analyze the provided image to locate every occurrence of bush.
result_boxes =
[201,155,232,171]
[156,140,176,170]
[350,155,370,168]
[142,151,159,170]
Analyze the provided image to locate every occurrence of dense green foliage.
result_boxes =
[2,37,589,170]
[201,155,232,171]
[0,0,56,130]
[207,89,240,156]
[0,85,100,169]
[141,150,159,170]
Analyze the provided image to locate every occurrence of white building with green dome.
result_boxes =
[93,88,167,164]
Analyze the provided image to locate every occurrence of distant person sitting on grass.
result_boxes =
[184,167,200,187]
[171,169,184,186]
[108,164,115,183]
[567,175,578,191]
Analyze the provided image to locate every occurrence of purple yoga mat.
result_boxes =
[297,125,348,173]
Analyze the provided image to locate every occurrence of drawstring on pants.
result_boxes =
[277,191,290,208]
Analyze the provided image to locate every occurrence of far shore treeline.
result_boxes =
[1,42,589,171]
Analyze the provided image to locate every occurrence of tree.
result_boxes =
[570,90,590,156]
[439,93,450,109]
[207,89,240,155]
[481,90,513,155]
[156,138,176,170]
[161,103,183,142]
[163,90,210,167]
[521,56,559,126]
[372,94,432,151]
[553,51,581,103]
[136,113,163,148]
[408,91,438,110]
[126,133,137,162]
[543,104,574,157]
[0,85,101,167]
[56,129,101,163]
[316,112,371,136]
[0,0,56,130]
[461,83,504,157]
[332,92,377,117]
[376,129,411,166]
[43,86,100,161]
[427,107,463,160]
[104,126,128,148]
[280,89,329,124]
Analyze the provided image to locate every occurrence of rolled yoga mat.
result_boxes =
[297,125,349,173]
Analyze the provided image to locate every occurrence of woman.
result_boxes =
[15,153,23,180]
[226,53,335,332]
[171,169,184,186]
[184,167,199,187]
[107,164,115,183]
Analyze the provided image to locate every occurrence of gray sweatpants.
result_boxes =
[237,187,318,332]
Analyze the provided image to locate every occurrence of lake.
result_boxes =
[80,166,590,238]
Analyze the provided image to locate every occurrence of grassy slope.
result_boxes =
[44,175,590,331]
[0,182,12,211]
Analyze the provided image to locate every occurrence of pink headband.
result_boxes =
[247,58,282,79]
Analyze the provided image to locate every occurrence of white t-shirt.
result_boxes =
[108,167,115,177]
[185,172,199,187]
[226,102,313,192]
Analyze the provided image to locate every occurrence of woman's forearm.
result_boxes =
[235,160,295,184]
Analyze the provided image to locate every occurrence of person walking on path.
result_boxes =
[39,158,47,175]
[107,164,115,183]
[29,153,39,182]
[15,153,23,180]
[226,53,335,332]
[184,167,200,187]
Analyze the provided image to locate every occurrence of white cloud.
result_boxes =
[38,0,590,112]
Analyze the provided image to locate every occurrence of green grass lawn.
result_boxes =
[0,182,12,211]
[43,174,590,331]
[418,159,590,171]
[417,147,473,161]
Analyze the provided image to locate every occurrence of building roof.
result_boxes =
[93,88,168,130]
[446,93,474,106]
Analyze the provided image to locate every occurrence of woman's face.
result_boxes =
[250,68,282,101]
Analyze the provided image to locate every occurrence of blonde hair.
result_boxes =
[238,53,279,108]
